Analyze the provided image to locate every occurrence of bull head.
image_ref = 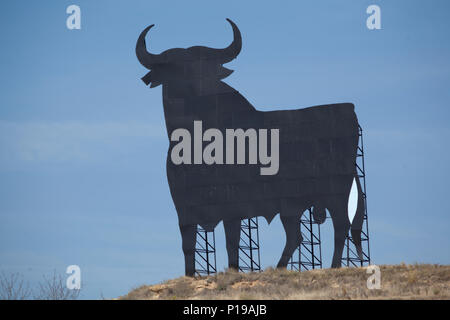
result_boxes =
[136,19,242,88]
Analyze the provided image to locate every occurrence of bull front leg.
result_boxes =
[223,219,241,271]
[179,224,197,276]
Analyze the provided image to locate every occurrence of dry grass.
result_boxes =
[119,264,450,300]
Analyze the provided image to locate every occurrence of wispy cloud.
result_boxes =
[0,121,165,164]
[366,127,450,142]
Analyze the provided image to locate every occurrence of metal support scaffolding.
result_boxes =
[194,226,217,276]
[290,125,371,270]
[239,217,261,272]
[342,125,371,267]
[288,208,323,271]
[194,125,370,275]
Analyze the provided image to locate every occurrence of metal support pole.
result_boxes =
[238,217,261,272]
[194,226,217,276]
[342,125,371,267]
[288,208,322,271]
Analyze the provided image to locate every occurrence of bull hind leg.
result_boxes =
[179,224,196,276]
[277,215,302,268]
[223,219,241,271]
[329,199,351,268]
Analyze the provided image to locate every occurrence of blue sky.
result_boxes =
[1,0,449,299]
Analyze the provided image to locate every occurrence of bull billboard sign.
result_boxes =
[136,19,365,276]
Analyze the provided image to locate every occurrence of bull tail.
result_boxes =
[349,175,365,260]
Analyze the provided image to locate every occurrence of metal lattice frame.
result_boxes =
[194,226,217,276]
[288,208,323,271]
[342,125,371,267]
[239,217,261,272]
[194,126,370,274]
[290,125,371,270]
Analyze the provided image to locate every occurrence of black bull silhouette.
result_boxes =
[136,19,365,276]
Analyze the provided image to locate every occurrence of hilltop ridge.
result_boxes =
[120,264,450,300]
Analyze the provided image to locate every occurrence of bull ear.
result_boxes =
[150,80,162,88]
[141,71,153,85]
[218,66,234,79]
[141,71,162,88]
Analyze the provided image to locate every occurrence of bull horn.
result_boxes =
[209,18,242,63]
[136,24,164,69]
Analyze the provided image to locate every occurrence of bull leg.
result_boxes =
[179,224,196,276]
[277,215,302,268]
[330,208,351,268]
[223,219,241,270]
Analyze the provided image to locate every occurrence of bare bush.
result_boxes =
[34,270,80,300]
[1,270,82,300]
[0,272,32,300]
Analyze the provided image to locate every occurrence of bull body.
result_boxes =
[136,20,365,276]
